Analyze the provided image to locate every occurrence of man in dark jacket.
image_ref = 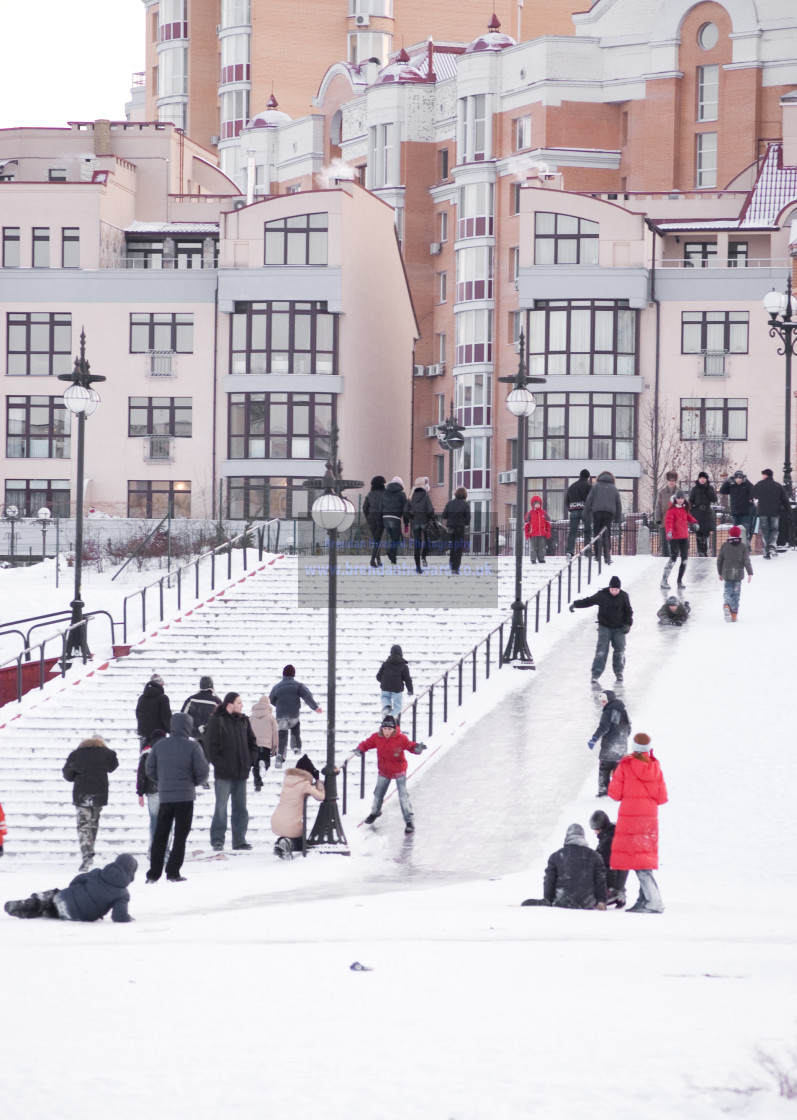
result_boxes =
[688,472,717,556]
[363,475,386,568]
[135,673,172,746]
[269,665,322,767]
[405,478,436,574]
[180,675,222,757]
[442,486,470,573]
[588,689,630,796]
[584,470,623,564]
[570,575,633,684]
[381,476,408,565]
[565,469,592,558]
[4,854,137,922]
[752,468,790,558]
[146,713,209,882]
[719,470,755,541]
[62,735,119,872]
[376,644,414,721]
[590,810,628,907]
[206,693,258,851]
[522,824,607,909]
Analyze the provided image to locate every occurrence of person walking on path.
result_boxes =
[269,665,322,767]
[524,495,551,564]
[4,854,138,922]
[717,524,753,622]
[376,644,413,722]
[363,475,386,568]
[271,754,325,859]
[588,689,630,796]
[136,728,168,853]
[570,575,633,685]
[565,470,592,558]
[145,713,209,882]
[344,715,426,834]
[521,824,607,909]
[405,477,436,573]
[662,490,699,588]
[135,673,172,747]
[250,694,278,790]
[608,732,668,914]
[205,693,258,852]
[382,476,408,566]
[751,468,790,559]
[442,486,470,574]
[180,676,222,757]
[719,470,756,541]
[688,472,717,557]
[589,809,629,908]
[584,470,623,564]
[654,472,679,557]
[62,735,119,872]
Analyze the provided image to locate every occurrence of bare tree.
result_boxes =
[637,399,689,511]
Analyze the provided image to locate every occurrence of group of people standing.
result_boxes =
[363,475,471,574]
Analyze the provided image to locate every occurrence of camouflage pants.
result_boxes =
[76,805,102,867]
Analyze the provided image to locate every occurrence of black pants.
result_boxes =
[592,512,613,562]
[368,522,383,563]
[383,517,402,564]
[413,529,429,572]
[449,526,465,572]
[149,801,194,880]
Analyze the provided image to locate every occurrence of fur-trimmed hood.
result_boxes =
[78,736,108,750]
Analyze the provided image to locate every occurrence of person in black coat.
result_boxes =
[590,809,628,907]
[376,644,414,721]
[135,673,172,746]
[588,689,630,796]
[205,693,258,852]
[566,469,593,558]
[719,471,755,541]
[522,824,607,909]
[570,575,633,684]
[688,472,717,556]
[381,476,407,565]
[442,486,470,573]
[180,676,222,756]
[4,854,137,922]
[405,477,435,574]
[584,470,623,564]
[146,713,209,882]
[363,475,386,568]
[62,735,119,872]
[269,665,322,766]
[751,468,791,559]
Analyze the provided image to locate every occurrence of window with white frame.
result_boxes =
[436,332,447,365]
[528,300,636,377]
[437,209,448,243]
[348,32,391,66]
[510,246,519,283]
[681,311,748,354]
[434,454,445,486]
[158,47,187,96]
[455,372,491,426]
[456,245,493,302]
[535,213,599,265]
[221,34,250,84]
[455,435,491,491]
[220,89,249,139]
[437,272,447,303]
[460,94,488,162]
[509,310,522,345]
[527,393,636,461]
[370,123,396,188]
[680,397,747,441]
[457,182,493,239]
[697,65,718,123]
[455,309,492,366]
[348,0,393,13]
[434,393,446,424]
[221,0,250,28]
[158,103,186,130]
[696,132,717,188]
[514,116,531,151]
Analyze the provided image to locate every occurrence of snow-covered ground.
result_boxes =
[2,552,797,1120]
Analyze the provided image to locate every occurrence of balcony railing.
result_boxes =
[699,350,729,377]
[143,435,174,462]
[145,351,177,378]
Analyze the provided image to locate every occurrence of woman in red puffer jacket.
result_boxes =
[608,732,668,913]
[662,490,698,589]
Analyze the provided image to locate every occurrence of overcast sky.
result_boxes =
[0,0,144,130]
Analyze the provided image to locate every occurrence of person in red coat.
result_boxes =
[661,490,698,589]
[344,715,426,833]
[524,495,551,564]
[0,799,6,857]
[607,731,668,913]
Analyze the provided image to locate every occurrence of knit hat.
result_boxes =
[147,728,168,748]
[200,675,214,690]
[609,575,621,588]
[579,469,590,479]
[390,644,403,657]
[698,471,709,481]
[633,732,651,747]
[728,525,742,538]
[589,809,610,831]
[150,673,164,686]
[599,690,615,704]
[674,490,686,500]
[564,823,588,846]
[370,475,386,488]
[295,754,320,781]
[666,595,679,607]
[282,665,296,677]
[381,715,397,729]
[733,470,744,479]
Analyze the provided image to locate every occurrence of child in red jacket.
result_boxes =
[0,800,6,856]
[524,495,552,564]
[662,490,698,588]
[344,716,426,833]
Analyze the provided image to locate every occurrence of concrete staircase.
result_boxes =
[0,552,570,862]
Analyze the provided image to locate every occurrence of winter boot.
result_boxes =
[364,812,381,825]
[731,611,738,622]
[677,561,686,587]
[660,560,674,588]
[4,896,42,918]
[723,603,732,623]
[273,837,294,860]
[404,820,415,834]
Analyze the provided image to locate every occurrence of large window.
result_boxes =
[460,94,488,162]
[681,311,748,354]
[348,32,391,66]
[7,313,72,376]
[515,116,531,151]
[220,88,250,139]
[32,227,50,268]
[158,46,187,96]
[696,132,717,188]
[527,393,636,461]
[457,182,493,239]
[158,0,186,39]
[535,213,599,265]
[221,0,250,27]
[228,393,334,459]
[369,124,396,189]
[264,214,328,265]
[697,65,719,122]
[221,34,250,84]
[130,313,194,353]
[684,241,717,267]
[5,479,70,518]
[231,301,337,375]
[2,227,20,268]
[456,245,493,302]
[128,397,192,437]
[128,480,191,518]
[6,397,71,458]
[348,0,393,14]
[61,228,80,268]
[227,476,310,519]
[455,435,491,491]
[528,300,636,377]
[455,309,492,366]
[455,373,491,427]
[680,398,747,441]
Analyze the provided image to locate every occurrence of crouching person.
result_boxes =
[271,754,325,860]
[4,854,137,922]
[522,824,607,909]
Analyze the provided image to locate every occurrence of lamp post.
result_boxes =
[37,506,52,563]
[436,401,466,499]
[304,433,362,850]
[763,275,797,497]
[58,330,105,661]
[3,504,20,563]
[498,330,546,666]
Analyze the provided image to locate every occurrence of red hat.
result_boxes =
[728,526,742,538]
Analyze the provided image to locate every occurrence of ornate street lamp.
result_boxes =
[436,401,466,500]
[58,330,105,661]
[498,330,546,666]
[3,504,21,563]
[303,430,362,850]
[763,276,797,497]
[37,506,52,564]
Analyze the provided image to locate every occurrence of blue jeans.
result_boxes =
[381,691,404,720]
[759,515,779,555]
[591,625,626,680]
[370,773,414,824]
[635,869,663,912]
[566,511,591,556]
[722,580,742,614]
[733,514,752,542]
[210,778,249,848]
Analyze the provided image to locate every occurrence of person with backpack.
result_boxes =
[588,688,630,797]
[584,471,623,564]
[524,495,551,564]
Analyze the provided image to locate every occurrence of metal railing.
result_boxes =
[0,610,118,704]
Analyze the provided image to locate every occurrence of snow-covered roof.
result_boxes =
[124,221,219,235]
[409,49,461,82]
[739,143,797,228]
[464,14,516,55]
[375,48,427,86]
[654,220,742,232]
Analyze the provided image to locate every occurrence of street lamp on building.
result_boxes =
[763,276,797,497]
[304,433,362,850]
[58,330,105,661]
[498,330,546,666]
[436,401,466,499]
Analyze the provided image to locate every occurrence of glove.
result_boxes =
[569,604,576,613]
[413,742,428,754]
[587,738,597,751]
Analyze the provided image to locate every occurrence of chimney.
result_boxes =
[93,119,112,156]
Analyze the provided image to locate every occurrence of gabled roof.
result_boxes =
[739,143,797,229]
[124,221,218,235]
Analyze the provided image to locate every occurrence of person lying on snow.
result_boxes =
[4,854,137,922]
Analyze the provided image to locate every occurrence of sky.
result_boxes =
[0,0,144,130]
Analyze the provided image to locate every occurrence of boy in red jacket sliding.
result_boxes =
[345,716,426,833]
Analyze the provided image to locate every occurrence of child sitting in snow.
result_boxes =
[656,596,691,627]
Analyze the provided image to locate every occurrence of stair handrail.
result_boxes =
[0,609,118,705]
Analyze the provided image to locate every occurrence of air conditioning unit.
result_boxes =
[413,364,425,377]
[425,425,440,438]
[210,135,220,146]
[426,363,444,377]
[355,13,370,26]
[429,242,442,256]
[498,470,517,485]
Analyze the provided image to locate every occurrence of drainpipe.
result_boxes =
[645,218,662,511]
